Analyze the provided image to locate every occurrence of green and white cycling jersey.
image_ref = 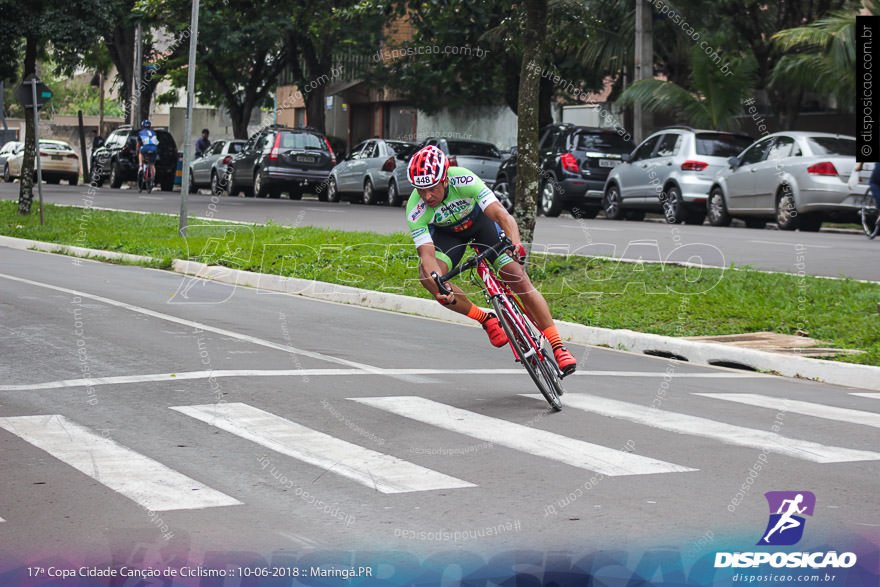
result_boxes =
[406,167,499,247]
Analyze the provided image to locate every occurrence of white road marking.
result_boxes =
[171,403,475,494]
[352,397,696,476]
[0,369,761,392]
[748,240,833,249]
[559,224,621,231]
[0,516,5,522]
[0,273,380,373]
[850,393,880,400]
[137,196,164,201]
[0,415,242,510]
[550,394,880,463]
[696,393,880,429]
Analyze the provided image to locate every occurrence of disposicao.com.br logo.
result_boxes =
[714,491,858,570]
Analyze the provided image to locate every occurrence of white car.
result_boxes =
[4,140,80,185]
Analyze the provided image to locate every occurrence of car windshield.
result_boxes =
[447,141,501,158]
[229,142,245,154]
[807,137,855,156]
[41,142,70,151]
[572,131,633,152]
[279,132,324,150]
[386,141,413,155]
[695,133,753,157]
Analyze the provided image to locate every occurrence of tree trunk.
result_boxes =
[513,0,548,246]
[302,45,332,133]
[230,104,250,139]
[18,35,37,216]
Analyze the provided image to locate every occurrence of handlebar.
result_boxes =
[430,233,513,295]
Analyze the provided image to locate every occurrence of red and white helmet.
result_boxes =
[408,145,449,189]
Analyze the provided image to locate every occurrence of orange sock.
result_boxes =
[466,305,490,324]
[544,324,565,350]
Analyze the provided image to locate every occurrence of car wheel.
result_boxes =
[570,206,598,219]
[707,187,732,227]
[211,171,221,196]
[254,169,269,198]
[188,169,198,193]
[744,218,767,229]
[109,161,123,188]
[386,179,402,206]
[662,184,687,224]
[69,175,78,186]
[493,177,514,213]
[326,177,340,203]
[224,170,240,197]
[603,183,624,220]
[775,185,799,230]
[2,164,9,182]
[362,178,377,205]
[540,179,564,217]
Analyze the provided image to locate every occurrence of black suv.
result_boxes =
[224,125,335,198]
[494,124,635,217]
[92,126,178,191]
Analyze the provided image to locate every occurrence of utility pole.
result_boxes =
[180,0,201,237]
[634,0,653,143]
[133,23,143,126]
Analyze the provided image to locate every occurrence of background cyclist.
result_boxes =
[405,145,577,375]
[137,120,159,187]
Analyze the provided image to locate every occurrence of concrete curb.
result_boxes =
[4,234,879,391]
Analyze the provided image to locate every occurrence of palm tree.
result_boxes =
[769,1,880,111]
[614,46,756,130]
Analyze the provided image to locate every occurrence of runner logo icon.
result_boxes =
[757,491,815,546]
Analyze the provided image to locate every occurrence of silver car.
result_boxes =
[604,127,753,224]
[0,141,22,180]
[189,139,246,194]
[327,139,415,205]
[387,137,503,207]
[708,132,860,231]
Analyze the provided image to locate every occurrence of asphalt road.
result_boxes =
[1,246,878,572]
[2,181,878,281]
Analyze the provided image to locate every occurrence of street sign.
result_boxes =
[14,77,52,109]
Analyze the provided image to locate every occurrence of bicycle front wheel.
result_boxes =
[492,296,564,411]
[861,193,879,239]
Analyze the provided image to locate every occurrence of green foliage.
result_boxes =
[617,44,756,130]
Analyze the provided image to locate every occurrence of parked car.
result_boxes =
[224,125,335,199]
[326,138,414,204]
[3,140,80,185]
[495,124,635,217]
[604,127,753,224]
[92,126,178,191]
[386,137,504,207]
[189,139,246,194]
[707,132,860,231]
[0,141,22,180]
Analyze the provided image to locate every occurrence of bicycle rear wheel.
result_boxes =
[861,193,879,239]
[492,295,564,411]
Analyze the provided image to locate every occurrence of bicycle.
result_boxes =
[431,234,566,411]
[138,160,156,193]
[860,190,879,239]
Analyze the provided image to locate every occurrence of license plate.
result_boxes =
[599,159,620,168]
[50,155,62,161]
[297,156,316,164]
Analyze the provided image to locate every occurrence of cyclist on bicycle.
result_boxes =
[406,145,577,375]
[137,120,159,187]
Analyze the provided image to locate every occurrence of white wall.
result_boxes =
[416,105,518,150]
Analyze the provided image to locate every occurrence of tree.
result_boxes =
[616,45,756,130]
[769,1,880,111]
[0,0,114,214]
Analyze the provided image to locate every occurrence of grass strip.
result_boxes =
[3,199,879,366]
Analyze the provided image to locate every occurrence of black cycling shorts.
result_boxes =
[429,211,514,271]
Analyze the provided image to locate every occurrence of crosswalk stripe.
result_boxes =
[0,415,242,511]
[351,397,696,476]
[170,403,476,494]
[695,393,880,429]
[548,394,880,463]
[850,393,880,400]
